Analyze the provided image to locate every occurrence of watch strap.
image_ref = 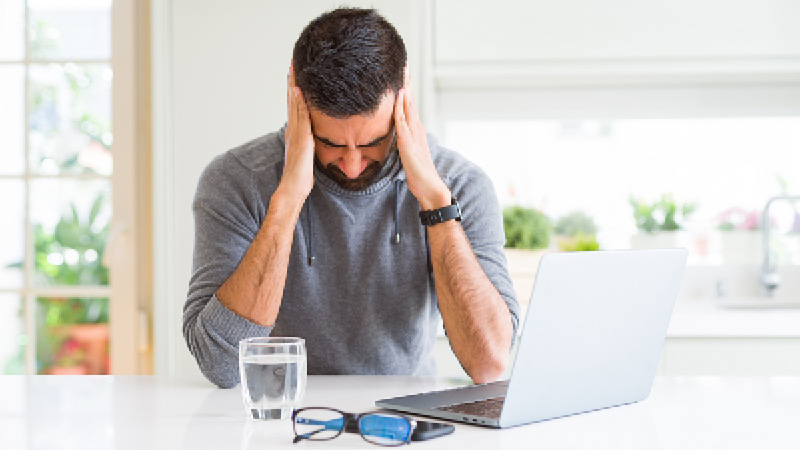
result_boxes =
[419,197,462,226]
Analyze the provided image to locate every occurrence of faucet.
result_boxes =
[760,195,800,296]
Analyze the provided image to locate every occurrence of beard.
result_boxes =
[317,159,383,191]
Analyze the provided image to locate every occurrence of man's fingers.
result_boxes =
[403,83,419,134]
[286,68,291,109]
[405,78,424,131]
[289,87,297,124]
[295,87,312,130]
[395,88,406,125]
[394,89,413,143]
[403,67,417,116]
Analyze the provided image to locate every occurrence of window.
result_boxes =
[444,116,800,263]
[436,85,800,306]
[0,0,143,375]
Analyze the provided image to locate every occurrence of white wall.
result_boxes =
[152,0,423,380]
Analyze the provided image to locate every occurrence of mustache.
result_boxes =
[321,160,382,191]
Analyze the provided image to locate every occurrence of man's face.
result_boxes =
[309,91,396,191]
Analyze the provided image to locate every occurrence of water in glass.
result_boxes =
[239,337,306,420]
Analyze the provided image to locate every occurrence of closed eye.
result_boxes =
[314,130,392,149]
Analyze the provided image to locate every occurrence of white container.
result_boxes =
[720,230,761,264]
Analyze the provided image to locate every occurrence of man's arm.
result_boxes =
[183,65,315,388]
[215,64,315,326]
[427,221,514,383]
[394,68,514,384]
[215,191,301,326]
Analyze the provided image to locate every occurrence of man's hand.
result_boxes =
[278,63,315,205]
[395,67,452,210]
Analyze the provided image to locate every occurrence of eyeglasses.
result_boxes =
[292,407,417,446]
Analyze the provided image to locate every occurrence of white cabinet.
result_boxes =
[431,0,800,89]
[433,0,800,63]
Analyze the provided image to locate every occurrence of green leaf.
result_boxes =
[88,193,104,226]
[503,206,551,250]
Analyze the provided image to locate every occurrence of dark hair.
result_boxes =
[292,7,406,118]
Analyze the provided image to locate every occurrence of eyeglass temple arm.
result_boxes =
[293,417,347,444]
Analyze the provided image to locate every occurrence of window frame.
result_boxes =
[0,0,150,375]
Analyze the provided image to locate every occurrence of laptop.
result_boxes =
[376,249,687,428]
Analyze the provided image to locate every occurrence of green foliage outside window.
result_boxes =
[2,18,113,374]
[554,211,597,237]
[4,194,109,374]
[629,194,697,234]
[559,234,600,251]
[503,206,551,250]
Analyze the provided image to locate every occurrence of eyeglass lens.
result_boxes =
[358,413,412,446]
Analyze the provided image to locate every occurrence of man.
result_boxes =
[184,7,518,389]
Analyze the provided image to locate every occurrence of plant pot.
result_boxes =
[68,323,110,375]
[47,365,89,375]
[555,235,575,251]
[630,232,682,250]
[720,230,761,264]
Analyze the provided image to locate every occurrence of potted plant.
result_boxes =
[559,233,600,252]
[717,207,761,264]
[7,194,111,375]
[503,206,551,251]
[554,211,599,251]
[46,337,89,375]
[37,297,110,375]
[629,194,697,249]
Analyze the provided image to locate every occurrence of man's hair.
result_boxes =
[293,7,406,118]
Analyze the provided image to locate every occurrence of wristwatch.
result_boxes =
[419,197,462,226]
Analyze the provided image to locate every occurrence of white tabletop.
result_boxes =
[2,375,799,449]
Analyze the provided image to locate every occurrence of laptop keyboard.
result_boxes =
[434,396,505,419]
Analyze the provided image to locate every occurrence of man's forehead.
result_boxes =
[309,93,395,144]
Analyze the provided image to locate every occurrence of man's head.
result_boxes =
[293,8,407,190]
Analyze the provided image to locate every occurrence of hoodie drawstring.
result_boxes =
[393,180,402,244]
[304,179,404,266]
[305,199,315,266]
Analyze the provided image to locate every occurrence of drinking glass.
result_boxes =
[239,337,307,420]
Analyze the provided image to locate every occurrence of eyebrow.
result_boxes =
[313,129,393,149]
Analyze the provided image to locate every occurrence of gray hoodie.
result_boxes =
[184,127,519,388]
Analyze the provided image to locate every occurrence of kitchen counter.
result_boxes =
[669,300,800,338]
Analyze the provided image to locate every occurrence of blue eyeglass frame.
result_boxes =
[292,407,417,446]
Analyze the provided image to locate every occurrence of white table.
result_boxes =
[1,375,799,449]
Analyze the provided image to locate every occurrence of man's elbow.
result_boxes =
[468,352,509,385]
[202,366,240,389]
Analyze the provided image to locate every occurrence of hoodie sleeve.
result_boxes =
[183,153,274,388]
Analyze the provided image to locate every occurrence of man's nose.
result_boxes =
[339,147,364,179]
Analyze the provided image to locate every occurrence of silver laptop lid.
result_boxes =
[499,249,687,428]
